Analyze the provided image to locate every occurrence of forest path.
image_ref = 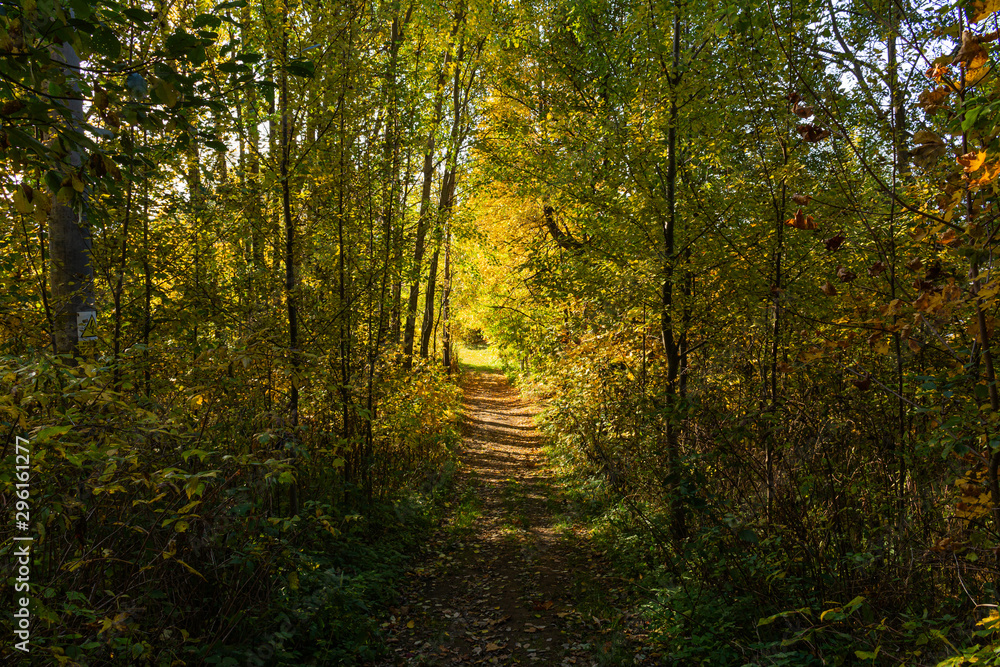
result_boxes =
[374,370,641,666]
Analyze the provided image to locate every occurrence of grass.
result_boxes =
[457,341,502,373]
[449,482,482,533]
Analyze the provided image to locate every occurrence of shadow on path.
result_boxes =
[372,371,638,666]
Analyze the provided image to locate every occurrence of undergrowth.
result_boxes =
[542,438,997,666]
[0,351,461,665]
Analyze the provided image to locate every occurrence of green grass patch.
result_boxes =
[457,342,501,372]
[448,482,483,533]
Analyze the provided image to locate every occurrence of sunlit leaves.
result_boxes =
[972,0,1000,22]
[785,208,816,230]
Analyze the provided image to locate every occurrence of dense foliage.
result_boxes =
[0,0,471,663]
[466,0,1000,663]
[4,0,1000,663]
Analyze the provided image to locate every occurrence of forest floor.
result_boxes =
[372,369,651,666]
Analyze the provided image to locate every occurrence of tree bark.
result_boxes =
[402,9,463,367]
[48,42,92,357]
[660,10,686,541]
[442,225,452,372]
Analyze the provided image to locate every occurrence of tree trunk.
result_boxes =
[279,19,299,517]
[660,10,686,541]
[402,14,462,368]
[48,42,92,357]
[442,226,452,372]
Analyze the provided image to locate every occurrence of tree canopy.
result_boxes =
[3,0,1000,662]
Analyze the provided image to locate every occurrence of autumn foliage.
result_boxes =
[464,0,1000,662]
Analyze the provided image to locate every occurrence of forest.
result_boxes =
[1,0,1000,663]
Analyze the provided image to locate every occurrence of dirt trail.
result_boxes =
[375,370,635,666]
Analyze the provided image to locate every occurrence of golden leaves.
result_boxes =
[785,208,816,230]
[951,30,995,88]
[958,151,987,173]
[964,50,993,87]
[926,63,951,82]
[972,0,1000,23]
[870,335,890,356]
[971,162,1000,188]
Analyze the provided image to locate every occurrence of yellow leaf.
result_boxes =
[958,150,987,173]
[289,572,299,590]
[820,608,842,621]
[959,46,993,88]
[406,620,414,629]
[880,299,904,316]
[12,188,33,214]
[800,346,824,362]
[175,558,207,580]
[972,0,1000,22]
[971,162,1000,188]
[979,611,1000,629]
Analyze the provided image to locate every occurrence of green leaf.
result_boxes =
[217,61,248,74]
[165,29,198,57]
[193,13,222,29]
[91,25,121,60]
[122,7,155,25]
[8,128,51,157]
[35,425,72,442]
[285,59,315,78]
